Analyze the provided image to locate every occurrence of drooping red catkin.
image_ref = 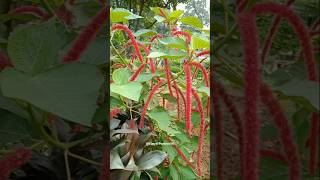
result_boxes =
[236,0,248,13]
[56,7,75,26]
[191,88,206,176]
[139,80,164,128]
[184,62,192,136]
[173,31,191,44]
[260,0,296,64]
[164,59,174,97]
[99,145,109,180]
[260,149,288,164]
[149,59,156,74]
[129,63,146,81]
[237,12,261,180]
[212,81,223,180]
[148,34,164,50]
[189,62,209,87]
[173,81,181,120]
[260,83,301,179]
[251,3,317,81]
[173,83,186,108]
[217,82,243,165]
[112,24,143,63]
[0,148,31,179]
[0,51,13,70]
[109,108,120,119]
[251,3,318,175]
[62,9,106,62]
[196,50,210,57]
[10,6,50,20]
[165,136,195,169]
[154,176,158,180]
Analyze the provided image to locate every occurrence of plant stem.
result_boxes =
[64,150,72,180]
[67,151,102,166]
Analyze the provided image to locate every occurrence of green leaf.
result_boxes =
[197,86,210,96]
[191,34,209,50]
[0,109,38,144]
[137,151,167,170]
[180,16,203,29]
[154,15,166,23]
[260,156,288,180]
[0,63,104,126]
[273,78,319,110]
[135,73,154,83]
[134,29,157,37]
[158,37,187,50]
[111,8,142,23]
[7,19,62,74]
[112,68,131,85]
[147,50,187,60]
[169,10,184,21]
[111,82,143,101]
[146,108,179,135]
[179,165,197,179]
[78,38,107,65]
[170,166,180,180]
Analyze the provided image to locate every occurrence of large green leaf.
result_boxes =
[0,63,104,126]
[273,78,319,111]
[111,149,125,169]
[112,68,131,85]
[191,34,209,50]
[134,29,157,37]
[147,50,187,60]
[146,108,179,135]
[158,37,187,50]
[180,16,203,29]
[0,109,37,144]
[137,151,167,170]
[111,82,143,101]
[7,19,62,74]
[170,166,180,180]
[111,8,142,23]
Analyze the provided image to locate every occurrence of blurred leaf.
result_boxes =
[7,19,62,74]
[158,37,187,50]
[273,78,319,111]
[0,63,104,126]
[0,109,38,144]
[170,166,180,180]
[110,149,125,169]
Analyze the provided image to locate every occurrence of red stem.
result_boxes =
[189,62,209,87]
[173,81,180,120]
[62,9,106,62]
